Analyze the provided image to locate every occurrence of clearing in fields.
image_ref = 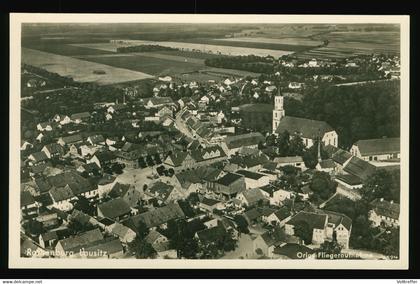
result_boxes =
[22,48,154,85]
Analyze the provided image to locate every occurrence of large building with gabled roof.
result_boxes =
[350,137,400,162]
[272,89,338,148]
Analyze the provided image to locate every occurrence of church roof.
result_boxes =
[275,116,334,139]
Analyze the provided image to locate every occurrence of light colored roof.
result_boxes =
[354,137,400,156]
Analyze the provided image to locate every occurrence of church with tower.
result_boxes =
[272,87,338,149]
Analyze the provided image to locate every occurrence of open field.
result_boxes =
[22,42,115,56]
[22,48,154,85]
[77,52,207,65]
[294,31,401,60]
[214,36,323,47]
[172,38,312,52]
[71,40,294,57]
[78,52,260,79]
[79,54,204,76]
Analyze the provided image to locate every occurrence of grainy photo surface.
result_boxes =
[9,14,409,269]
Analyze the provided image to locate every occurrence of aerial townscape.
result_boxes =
[20,23,401,260]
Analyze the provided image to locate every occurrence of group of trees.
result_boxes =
[361,169,400,203]
[205,55,274,74]
[284,80,400,148]
[264,131,329,169]
[116,45,178,53]
[309,171,337,202]
[128,221,155,259]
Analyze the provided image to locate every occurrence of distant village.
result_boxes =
[20,53,401,260]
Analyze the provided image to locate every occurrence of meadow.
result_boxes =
[22,48,154,85]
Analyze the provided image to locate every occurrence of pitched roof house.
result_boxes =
[97,198,132,221]
[351,137,400,161]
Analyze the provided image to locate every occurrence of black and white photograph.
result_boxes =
[9,14,409,270]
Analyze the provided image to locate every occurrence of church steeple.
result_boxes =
[317,129,322,163]
[272,83,285,133]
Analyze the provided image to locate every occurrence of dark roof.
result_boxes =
[286,211,327,230]
[236,170,266,180]
[49,186,75,202]
[61,134,83,144]
[70,112,90,120]
[370,198,400,220]
[224,132,265,149]
[146,181,174,201]
[127,203,185,229]
[200,197,222,207]
[343,156,376,181]
[354,137,400,156]
[79,162,100,173]
[273,206,291,221]
[88,134,105,144]
[241,188,266,204]
[335,174,362,186]
[47,171,92,195]
[190,145,226,162]
[239,103,273,113]
[323,210,352,231]
[43,143,65,155]
[82,237,123,256]
[263,162,278,171]
[195,226,226,243]
[275,116,334,138]
[109,183,131,198]
[98,198,131,219]
[30,151,49,162]
[166,151,189,167]
[243,208,264,222]
[94,151,116,163]
[21,191,36,207]
[332,149,352,165]
[274,156,303,164]
[318,159,335,169]
[98,174,116,185]
[230,154,269,168]
[259,230,284,247]
[147,97,174,106]
[57,228,103,252]
[215,173,244,186]
[273,243,314,259]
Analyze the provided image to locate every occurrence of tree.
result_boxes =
[136,220,149,240]
[74,196,95,216]
[361,169,400,203]
[128,235,155,259]
[293,220,312,245]
[309,171,337,201]
[26,219,44,236]
[233,215,250,234]
[317,240,342,258]
[276,130,291,156]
